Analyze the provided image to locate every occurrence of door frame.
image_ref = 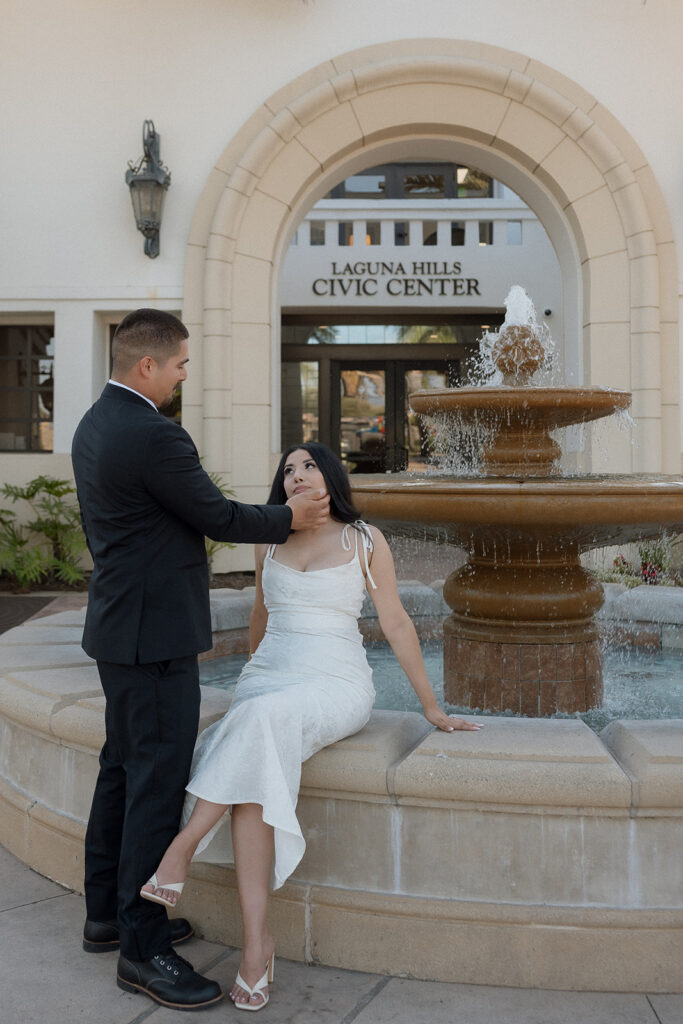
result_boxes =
[281,340,473,471]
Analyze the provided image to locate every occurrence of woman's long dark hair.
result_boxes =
[268,443,361,524]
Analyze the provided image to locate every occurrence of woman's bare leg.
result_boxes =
[141,796,228,904]
[229,803,275,1009]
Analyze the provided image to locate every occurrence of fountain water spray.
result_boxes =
[474,285,554,387]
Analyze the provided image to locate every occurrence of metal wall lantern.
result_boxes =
[125,120,171,258]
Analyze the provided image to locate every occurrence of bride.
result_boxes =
[140,443,481,1010]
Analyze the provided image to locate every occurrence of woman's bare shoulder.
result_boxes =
[254,543,269,566]
[363,522,388,550]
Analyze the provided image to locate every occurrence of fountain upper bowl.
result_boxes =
[409,386,632,430]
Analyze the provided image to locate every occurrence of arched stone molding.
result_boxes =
[183,39,679,517]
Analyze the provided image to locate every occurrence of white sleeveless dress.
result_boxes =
[181,522,376,889]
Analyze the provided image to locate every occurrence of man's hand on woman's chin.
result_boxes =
[286,489,330,530]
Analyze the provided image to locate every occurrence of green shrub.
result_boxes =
[0,476,87,588]
[0,467,241,590]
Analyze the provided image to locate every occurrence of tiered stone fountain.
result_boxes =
[352,287,683,715]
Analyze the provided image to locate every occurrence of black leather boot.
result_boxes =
[117,949,223,1009]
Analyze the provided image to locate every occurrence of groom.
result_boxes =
[71,308,329,1010]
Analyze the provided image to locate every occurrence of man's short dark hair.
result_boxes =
[112,309,189,375]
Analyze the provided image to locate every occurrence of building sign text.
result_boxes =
[311,261,481,298]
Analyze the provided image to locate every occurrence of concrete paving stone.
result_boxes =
[0,624,85,645]
[26,607,87,626]
[0,879,230,1024]
[0,844,67,911]
[353,979,660,1024]
[170,934,236,975]
[0,848,679,1024]
[649,994,683,1023]
[0,890,141,1024]
[151,947,381,1024]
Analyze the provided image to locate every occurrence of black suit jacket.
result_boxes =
[71,384,291,664]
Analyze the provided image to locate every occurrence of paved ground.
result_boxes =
[0,593,54,633]
[1,845,681,1024]
[0,591,88,635]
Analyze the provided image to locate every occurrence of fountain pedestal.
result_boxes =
[407,366,632,716]
[443,555,604,714]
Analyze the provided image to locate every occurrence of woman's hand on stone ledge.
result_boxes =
[423,704,483,732]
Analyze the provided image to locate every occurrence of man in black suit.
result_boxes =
[72,309,329,1011]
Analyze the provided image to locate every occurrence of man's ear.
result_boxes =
[138,356,155,379]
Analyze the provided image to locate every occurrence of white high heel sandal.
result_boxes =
[139,872,184,908]
[233,954,275,1012]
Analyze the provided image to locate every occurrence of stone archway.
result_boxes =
[182,39,679,534]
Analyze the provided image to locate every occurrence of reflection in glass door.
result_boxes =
[339,367,386,473]
[281,361,319,450]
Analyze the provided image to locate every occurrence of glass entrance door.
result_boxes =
[280,317,488,472]
[330,360,457,473]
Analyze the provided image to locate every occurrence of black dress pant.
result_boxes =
[84,656,201,961]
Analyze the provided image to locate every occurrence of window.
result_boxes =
[394,222,409,246]
[281,322,490,347]
[456,167,492,198]
[366,221,381,245]
[451,221,465,246]
[404,172,445,198]
[479,221,493,246]
[0,325,54,451]
[310,221,325,246]
[342,173,386,199]
[338,222,353,246]
[422,220,438,246]
[507,220,522,245]
[325,162,494,200]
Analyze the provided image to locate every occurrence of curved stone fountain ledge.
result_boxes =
[1,590,682,993]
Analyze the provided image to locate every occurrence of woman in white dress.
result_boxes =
[141,443,481,1010]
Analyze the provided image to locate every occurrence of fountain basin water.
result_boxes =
[202,644,683,729]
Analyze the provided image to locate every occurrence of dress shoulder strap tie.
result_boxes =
[341,521,377,590]
[266,543,277,560]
